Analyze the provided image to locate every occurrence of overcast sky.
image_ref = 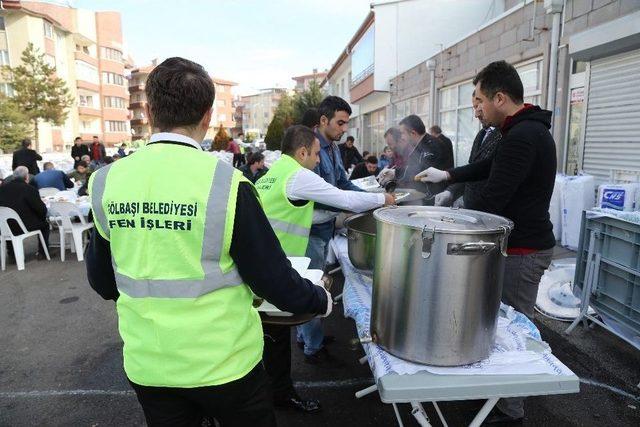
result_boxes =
[74,0,373,95]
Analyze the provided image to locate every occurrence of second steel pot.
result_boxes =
[344,213,376,271]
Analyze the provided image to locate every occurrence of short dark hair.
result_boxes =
[228,137,234,142]
[43,162,54,170]
[248,152,265,165]
[365,155,378,164]
[104,156,114,164]
[77,160,88,168]
[300,108,321,129]
[145,57,215,131]
[74,137,82,142]
[473,60,524,104]
[362,151,370,158]
[429,125,442,134]
[384,127,401,142]
[318,96,352,121]
[281,125,317,156]
[399,114,426,135]
[346,136,355,142]
[93,136,99,139]
[21,139,31,149]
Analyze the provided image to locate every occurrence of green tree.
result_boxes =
[211,125,230,151]
[2,42,73,151]
[292,80,324,123]
[0,95,31,153]
[264,116,285,151]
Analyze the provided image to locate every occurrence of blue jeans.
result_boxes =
[296,235,329,356]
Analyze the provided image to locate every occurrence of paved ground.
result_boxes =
[1,242,639,426]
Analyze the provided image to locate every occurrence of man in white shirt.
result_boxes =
[256,125,393,413]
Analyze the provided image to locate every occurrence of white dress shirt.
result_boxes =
[285,168,385,224]
[149,132,202,150]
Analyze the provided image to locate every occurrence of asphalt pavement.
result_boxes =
[1,243,639,426]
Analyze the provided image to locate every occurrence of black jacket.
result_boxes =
[12,148,42,175]
[0,180,47,234]
[71,144,90,166]
[398,133,449,199]
[437,134,454,170]
[349,162,380,180]
[85,144,327,316]
[448,106,556,250]
[446,127,502,207]
[239,164,268,184]
[338,144,363,170]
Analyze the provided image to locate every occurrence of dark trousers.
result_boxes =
[129,364,276,427]
[262,323,295,401]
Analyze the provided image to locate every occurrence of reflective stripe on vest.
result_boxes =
[268,218,310,238]
[91,160,243,298]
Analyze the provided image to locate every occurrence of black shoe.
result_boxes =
[304,347,344,368]
[296,335,336,350]
[482,408,523,425]
[274,396,321,413]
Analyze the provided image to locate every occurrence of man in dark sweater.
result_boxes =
[71,137,90,168]
[428,125,454,170]
[349,155,380,180]
[338,136,363,171]
[416,60,556,424]
[12,139,42,176]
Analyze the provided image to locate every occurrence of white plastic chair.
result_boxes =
[0,207,51,271]
[49,202,93,262]
[38,187,60,197]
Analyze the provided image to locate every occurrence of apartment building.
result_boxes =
[211,77,237,131]
[291,68,327,93]
[241,88,289,136]
[0,0,130,152]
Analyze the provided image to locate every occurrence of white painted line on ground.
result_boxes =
[580,378,640,402]
[0,378,375,398]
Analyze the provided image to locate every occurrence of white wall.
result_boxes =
[373,0,502,91]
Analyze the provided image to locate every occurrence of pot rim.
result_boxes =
[373,206,514,235]
[344,212,376,237]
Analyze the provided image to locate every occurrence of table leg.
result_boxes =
[468,397,499,427]
[392,403,405,427]
[411,402,432,426]
[432,402,448,427]
[355,384,377,399]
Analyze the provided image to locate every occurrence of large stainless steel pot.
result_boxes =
[371,206,513,366]
[344,213,376,271]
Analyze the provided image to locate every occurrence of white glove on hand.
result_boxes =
[316,282,333,317]
[434,190,453,207]
[377,167,396,186]
[415,167,449,183]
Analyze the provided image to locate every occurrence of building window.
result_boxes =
[351,24,375,86]
[104,96,126,109]
[44,54,56,68]
[217,100,226,107]
[43,21,54,39]
[218,114,227,122]
[105,120,127,132]
[516,59,543,105]
[439,81,480,166]
[363,107,386,156]
[0,50,9,66]
[393,94,429,125]
[217,85,225,93]
[0,16,5,31]
[0,82,14,97]
[76,60,99,84]
[102,72,124,86]
[76,44,91,55]
[78,94,96,108]
[100,46,123,62]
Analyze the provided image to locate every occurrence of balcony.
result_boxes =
[350,64,375,103]
[78,106,102,117]
[74,51,98,67]
[77,80,100,92]
[129,101,147,109]
[129,83,145,92]
[131,118,148,125]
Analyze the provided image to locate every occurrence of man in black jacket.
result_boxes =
[349,155,380,180]
[434,94,501,207]
[0,166,49,255]
[338,136,363,171]
[12,139,42,176]
[428,125,454,170]
[71,137,90,168]
[417,60,556,424]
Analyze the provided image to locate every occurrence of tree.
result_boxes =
[211,125,229,151]
[264,116,285,151]
[0,95,31,153]
[292,80,324,123]
[2,42,73,151]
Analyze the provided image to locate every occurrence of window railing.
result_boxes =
[350,64,374,88]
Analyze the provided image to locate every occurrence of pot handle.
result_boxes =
[447,241,496,255]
